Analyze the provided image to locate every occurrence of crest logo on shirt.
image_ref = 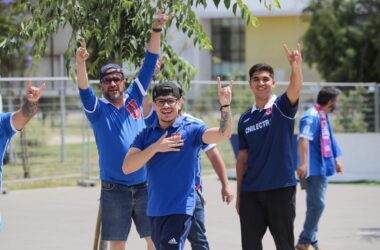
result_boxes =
[265,108,272,115]
[126,99,141,119]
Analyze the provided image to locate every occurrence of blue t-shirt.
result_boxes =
[132,116,207,216]
[0,112,17,192]
[299,106,342,177]
[237,94,298,192]
[79,51,158,186]
[144,111,215,186]
[182,114,215,187]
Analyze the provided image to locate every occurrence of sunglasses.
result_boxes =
[154,98,178,107]
[101,77,123,84]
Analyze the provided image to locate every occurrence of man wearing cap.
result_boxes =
[143,83,234,250]
[75,11,171,250]
[123,78,232,250]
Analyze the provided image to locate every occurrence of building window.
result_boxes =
[211,18,246,80]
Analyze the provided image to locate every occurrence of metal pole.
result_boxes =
[59,54,66,162]
[375,83,379,133]
[81,109,86,183]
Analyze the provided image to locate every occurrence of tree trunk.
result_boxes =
[20,129,30,178]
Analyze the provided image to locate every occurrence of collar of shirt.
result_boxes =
[251,94,277,113]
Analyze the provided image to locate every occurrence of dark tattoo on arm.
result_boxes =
[21,100,38,118]
[219,109,231,134]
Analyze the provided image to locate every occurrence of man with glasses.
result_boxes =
[143,82,234,250]
[123,79,232,250]
[236,44,303,250]
[75,10,171,250]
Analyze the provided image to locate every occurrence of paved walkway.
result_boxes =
[1,176,379,250]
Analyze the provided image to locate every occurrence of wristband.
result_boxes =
[152,28,162,33]
[219,104,230,111]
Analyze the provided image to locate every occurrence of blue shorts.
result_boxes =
[150,214,192,250]
[100,181,150,241]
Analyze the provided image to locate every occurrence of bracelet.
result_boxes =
[219,104,230,111]
[152,28,162,33]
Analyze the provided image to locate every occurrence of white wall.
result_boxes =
[330,134,380,182]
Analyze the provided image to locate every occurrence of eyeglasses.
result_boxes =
[101,77,123,85]
[154,98,178,107]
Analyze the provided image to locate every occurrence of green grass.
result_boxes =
[330,180,380,185]
[4,178,83,191]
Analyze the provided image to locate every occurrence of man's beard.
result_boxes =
[104,90,122,102]
[330,104,337,113]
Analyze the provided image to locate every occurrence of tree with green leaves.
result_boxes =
[0,0,33,77]
[1,0,280,87]
[302,0,380,82]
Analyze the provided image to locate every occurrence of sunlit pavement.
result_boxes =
[0,176,379,250]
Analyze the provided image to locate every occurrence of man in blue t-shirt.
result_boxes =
[295,87,343,250]
[0,81,45,193]
[144,100,234,250]
[236,44,303,250]
[123,79,232,250]
[75,11,171,250]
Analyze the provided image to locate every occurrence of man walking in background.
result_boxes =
[296,87,344,250]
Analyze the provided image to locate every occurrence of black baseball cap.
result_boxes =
[99,64,124,79]
[152,82,182,100]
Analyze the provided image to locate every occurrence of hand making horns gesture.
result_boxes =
[283,43,302,68]
[217,76,233,107]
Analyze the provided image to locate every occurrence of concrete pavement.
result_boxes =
[0,176,379,250]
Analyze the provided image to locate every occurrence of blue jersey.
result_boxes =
[182,114,215,187]
[299,106,342,177]
[237,94,298,192]
[0,112,17,192]
[144,111,215,186]
[79,51,158,186]
[132,116,207,216]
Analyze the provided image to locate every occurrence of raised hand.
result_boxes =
[76,38,90,63]
[283,43,302,68]
[217,76,233,106]
[153,9,174,29]
[154,57,166,76]
[26,80,45,103]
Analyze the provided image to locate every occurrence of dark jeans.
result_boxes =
[187,190,210,250]
[239,186,296,250]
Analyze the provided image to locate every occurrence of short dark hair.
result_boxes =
[317,87,341,106]
[248,63,274,79]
